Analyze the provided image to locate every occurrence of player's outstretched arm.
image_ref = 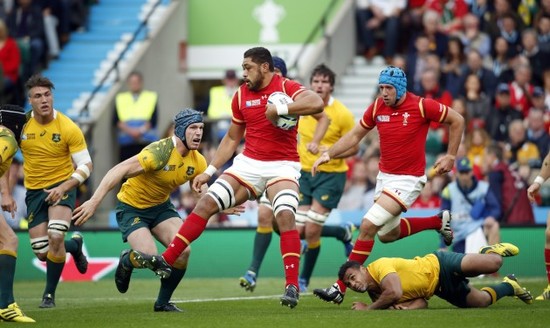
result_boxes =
[72,157,144,226]
[434,108,465,175]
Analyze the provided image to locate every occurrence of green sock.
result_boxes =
[0,254,16,308]
[481,283,514,303]
[248,231,272,274]
[156,268,186,306]
[44,257,65,296]
[300,244,320,284]
[64,239,78,255]
[321,225,346,242]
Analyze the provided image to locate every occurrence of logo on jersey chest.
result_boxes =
[52,134,61,142]
[376,112,411,126]
[186,166,195,176]
[163,165,176,171]
[245,99,262,107]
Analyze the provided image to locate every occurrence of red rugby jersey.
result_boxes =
[360,92,448,176]
[231,74,305,162]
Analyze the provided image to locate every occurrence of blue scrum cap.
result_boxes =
[174,108,203,146]
[456,157,472,173]
[272,56,287,77]
[378,66,407,102]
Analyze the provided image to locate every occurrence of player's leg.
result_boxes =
[38,205,72,308]
[300,213,324,292]
[152,216,192,312]
[320,223,355,257]
[483,216,500,245]
[240,201,274,292]
[269,181,301,308]
[0,215,34,322]
[162,175,249,266]
[537,212,550,300]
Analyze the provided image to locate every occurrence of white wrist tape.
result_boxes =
[534,176,546,185]
[204,165,217,176]
[71,172,85,184]
[276,104,289,115]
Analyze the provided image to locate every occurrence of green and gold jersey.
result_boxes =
[117,137,207,209]
[367,254,441,302]
[20,111,87,189]
[297,97,355,172]
[0,127,18,176]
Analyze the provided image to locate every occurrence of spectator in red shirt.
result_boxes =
[0,19,21,100]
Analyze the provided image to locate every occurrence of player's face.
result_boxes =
[28,86,54,119]
[343,267,369,293]
[310,74,332,103]
[242,58,268,91]
[185,122,204,150]
[379,84,397,107]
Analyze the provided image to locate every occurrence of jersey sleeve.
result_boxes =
[231,89,245,125]
[359,100,377,129]
[66,121,88,154]
[367,259,398,285]
[283,79,307,100]
[137,141,171,172]
[421,98,448,123]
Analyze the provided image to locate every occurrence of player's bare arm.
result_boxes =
[72,157,144,226]
[433,108,465,175]
[289,89,324,116]
[307,112,330,154]
[0,172,16,219]
[365,273,403,310]
[192,123,245,192]
[312,124,370,176]
[528,151,550,202]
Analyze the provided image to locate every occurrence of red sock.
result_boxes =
[162,213,207,265]
[280,230,300,288]
[398,216,441,240]
[545,248,550,284]
[336,239,375,292]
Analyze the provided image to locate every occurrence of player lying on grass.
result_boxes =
[338,243,532,310]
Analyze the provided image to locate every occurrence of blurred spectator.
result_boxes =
[441,157,501,253]
[536,14,550,52]
[534,0,550,27]
[483,144,535,225]
[203,69,240,142]
[505,119,540,169]
[6,0,45,80]
[113,71,159,162]
[509,63,535,117]
[517,0,538,27]
[521,28,550,87]
[425,0,468,35]
[486,83,524,144]
[441,36,466,97]
[462,73,491,128]
[407,9,448,58]
[411,180,441,208]
[485,0,524,57]
[526,107,550,159]
[420,68,453,106]
[405,33,433,93]
[489,36,514,82]
[469,0,493,31]
[458,13,492,58]
[355,0,405,63]
[0,19,20,103]
[458,49,498,98]
[465,127,492,173]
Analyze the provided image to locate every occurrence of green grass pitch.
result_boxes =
[11,276,550,327]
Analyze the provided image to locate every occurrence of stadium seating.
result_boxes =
[39,0,169,119]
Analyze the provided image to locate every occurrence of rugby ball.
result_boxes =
[267,92,297,130]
